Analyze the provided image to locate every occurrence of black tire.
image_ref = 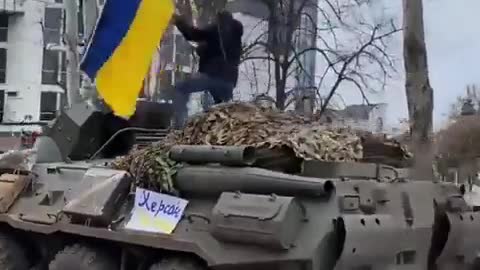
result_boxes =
[0,232,30,270]
[149,256,206,270]
[48,244,117,270]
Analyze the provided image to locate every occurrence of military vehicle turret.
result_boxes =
[0,100,478,270]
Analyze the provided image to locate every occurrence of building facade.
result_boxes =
[0,0,71,133]
[323,103,388,133]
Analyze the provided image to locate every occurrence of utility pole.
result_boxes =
[64,0,82,107]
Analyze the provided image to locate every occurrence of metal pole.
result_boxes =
[82,0,98,40]
[64,0,82,107]
[79,0,101,105]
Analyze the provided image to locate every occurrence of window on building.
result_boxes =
[0,90,4,122]
[0,14,8,42]
[42,7,64,85]
[159,69,173,88]
[42,49,60,85]
[7,91,17,97]
[0,48,6,84]
[44,7,63,45]
[40,92,58,121]
[156,69,174,100]
[77,2,84,37]
[174,71,190,84]
[175,35,191,67]
[159,29,174,64]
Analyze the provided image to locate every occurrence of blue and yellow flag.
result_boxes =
[80,0,174,118]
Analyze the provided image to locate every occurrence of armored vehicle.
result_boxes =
[0,101,477,270]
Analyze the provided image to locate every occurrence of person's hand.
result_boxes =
[172,13,181,25]
[172,7,183,22]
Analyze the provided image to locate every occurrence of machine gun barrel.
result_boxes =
[175,165,335,197]
[169,145,256,166]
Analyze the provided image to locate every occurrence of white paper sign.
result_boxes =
[125,188,189,234]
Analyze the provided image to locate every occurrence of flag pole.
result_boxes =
[64,0,82,107]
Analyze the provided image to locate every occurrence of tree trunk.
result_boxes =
[268,0,304,110]
[403,0,434,180]
[275,62,286,109]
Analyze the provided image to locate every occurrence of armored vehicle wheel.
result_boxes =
[0,232,30,270]
[48,244,117,270]
[149,256,206,270]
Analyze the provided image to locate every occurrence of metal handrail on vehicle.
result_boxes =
[89,127,170,161]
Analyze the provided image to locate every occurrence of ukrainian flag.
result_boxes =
[80,0,174,118]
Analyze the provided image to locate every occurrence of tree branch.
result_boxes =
[318,26,401,115]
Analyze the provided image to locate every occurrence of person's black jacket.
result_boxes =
[174,12,243,87]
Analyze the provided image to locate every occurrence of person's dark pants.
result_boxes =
[173,73,233,129]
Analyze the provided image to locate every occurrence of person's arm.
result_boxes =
[173,15,215,42]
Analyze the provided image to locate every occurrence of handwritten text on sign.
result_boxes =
[125,188,189,234]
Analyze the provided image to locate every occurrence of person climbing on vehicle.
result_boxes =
[172,9,244,128]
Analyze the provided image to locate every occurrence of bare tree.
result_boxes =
[403,0,434,179]
[238,61,264,96]
[437,115,480,171]
[241,0,400,111]
[436,84,480,183]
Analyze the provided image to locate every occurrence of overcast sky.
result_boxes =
[333,0,480,130]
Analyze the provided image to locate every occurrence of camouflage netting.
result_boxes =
[112,102,411,193]
[113,143,181,194]
[167,102,363,161]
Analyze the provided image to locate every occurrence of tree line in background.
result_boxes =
[435,84,480,170]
